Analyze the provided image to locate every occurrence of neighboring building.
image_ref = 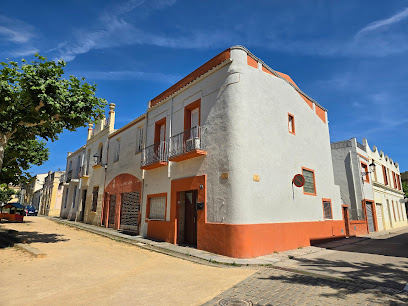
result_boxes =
[39,171,65,216]
[7,185,21,203]
[365,140,407,230]
[60,147,85,221]
[32,189,43,211]
[60,104,116,224]
[331,138,375,236]
[23,173,47,207]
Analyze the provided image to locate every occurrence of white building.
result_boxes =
[365,139,407,230]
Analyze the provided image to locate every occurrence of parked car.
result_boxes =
[25,205,38,216]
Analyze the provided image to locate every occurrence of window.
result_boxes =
[147,194,166,220]
[136,126,144,153]
[382,165,388,185]
[372,163,377,182]
[302,168,316,195]
[392,172,397,189]
[154,118,166,143]
[91,186,99,212]
[322,199,333,220]
[397,174,402,190]
[64,188,69,208]
[361,162,369,183]
[72,186,77,208]
[184,99,201,131]
[114,139,120,162]
[85,150,90,175]
[288,113,295,135]
[392,200,396,222]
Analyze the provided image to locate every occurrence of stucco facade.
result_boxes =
[39,171,64,217]
[331,138,375,236]
[23,173,47,208]
[365,139,407,230]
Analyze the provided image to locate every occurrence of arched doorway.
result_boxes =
[103,173,142,233]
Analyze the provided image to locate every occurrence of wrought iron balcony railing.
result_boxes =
[141,141,168,168]
[79,165,88,177]
[169,126,203,158]
[66,170,72,183]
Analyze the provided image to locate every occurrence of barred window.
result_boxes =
[136,127,144,153]
[323,200,332,219]
[149,196,166,220]
[91,186,99,212]
[302,168,316,195]
[64,188,69,208]
[114,139,120,162]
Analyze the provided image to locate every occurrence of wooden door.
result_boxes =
[342,206,350,237]
[184,191,197,246]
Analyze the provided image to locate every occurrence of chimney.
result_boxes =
[87,123,93,140]
[108,103,116,132]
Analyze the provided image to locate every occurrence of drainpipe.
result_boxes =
[168,97,173,179]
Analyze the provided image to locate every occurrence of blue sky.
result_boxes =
[1,0,407,173]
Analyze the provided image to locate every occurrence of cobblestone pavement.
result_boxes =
[205,267,408,305]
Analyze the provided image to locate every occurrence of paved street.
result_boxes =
[1,217,408,305]
[273,227,408,291]
[0,217,254,305]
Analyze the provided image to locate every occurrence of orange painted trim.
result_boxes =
[154,117,166,143]
[150,49,231,107]
[361,161,370,183]
[262,66,273,75]
[392,171,398,190]
[382,165,388,185]
[366,200,378,232]
[184,99,201,131]
[168,149,207,162]
[109,115,145,139]
[288,113,295,135]
[302,167,316,196]
[140,161,168,170]
[315,105,326,123]
[247,55,258,68]
[146,193,168,222]
[322,198,333,220]
[357,153,369,161]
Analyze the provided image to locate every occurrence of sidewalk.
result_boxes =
[50,217,408,292]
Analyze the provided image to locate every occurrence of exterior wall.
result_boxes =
[103,116,145,229]
[40,171,64,217]
[24,173,47,206]
[365,139,407,230]
[140,46,345,258]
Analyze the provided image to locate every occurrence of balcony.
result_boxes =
[169,126,206,162]
[141,141,168,170]
[66,170,72,183]
[79,165,89,178]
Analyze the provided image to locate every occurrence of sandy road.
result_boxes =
[0,217,255,306]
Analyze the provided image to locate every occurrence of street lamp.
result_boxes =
[362,160,376,176]
[93,153,100,164]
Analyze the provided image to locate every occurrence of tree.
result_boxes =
[0,54,107,171]
[0,184,16,203]
[402,181,408,198]
[0,134,49,185]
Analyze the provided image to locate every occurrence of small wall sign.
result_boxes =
[292,174,305,187]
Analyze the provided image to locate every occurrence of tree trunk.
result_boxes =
[0,133,10,172]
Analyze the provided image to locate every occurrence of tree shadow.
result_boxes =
[315,232,408,258]
[0,229,69,248]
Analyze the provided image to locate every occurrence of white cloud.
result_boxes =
[82,70,180,84]
[0,15,36,43]
[356,7,408,37]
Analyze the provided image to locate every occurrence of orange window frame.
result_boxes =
[322,198,333,220]
[288,113,295,135]
[184,99,201,131]
[360,161,370,183]
[397,174,401,190]
[302,167,316,196]
[145,193,167,222]
[392,172,397,189]
[154,117,166,143]
[382,165,388,185]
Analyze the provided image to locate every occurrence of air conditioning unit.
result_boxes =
[186,137,200,151]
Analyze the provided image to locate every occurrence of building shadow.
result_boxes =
[316,232,408,258]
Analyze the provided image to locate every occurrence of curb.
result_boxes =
[49,217,408,296]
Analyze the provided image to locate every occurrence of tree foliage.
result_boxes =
[0,184,16,203]
[0,135,49,185]
[0,53,107,173]
[402,181,408,198]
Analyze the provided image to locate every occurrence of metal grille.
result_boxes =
[141,141,168,167]
[120,192,140,230]
[323,201,332,219]
[366,203,375,232]
[108,194,116,228]
[169,126,203,158]
[91,186,99,212]
[376,203,384,231]
[149,196,166,220]
[302,169,315,194]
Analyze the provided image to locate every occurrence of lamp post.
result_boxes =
[362,161,376,177]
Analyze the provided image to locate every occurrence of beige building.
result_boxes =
[39,171,65,216]
[23,173,47,208]
[365,139,407,230]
